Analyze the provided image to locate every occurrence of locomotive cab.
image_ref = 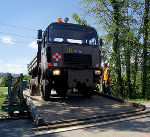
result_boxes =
[29,19,101,100]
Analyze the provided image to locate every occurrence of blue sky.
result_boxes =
[0,0,102,74]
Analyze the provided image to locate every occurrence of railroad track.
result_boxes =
[37,109,150,130]
[35,110,150,136]
[0,113,31,121]
[23,90,147,126]
[1,89,149,136]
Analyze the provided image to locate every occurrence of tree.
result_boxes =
[23,75,31,82]
[0,73,9,87]
[72,13,84,25]
[73,0,149,99]
[75,0,128,96]
[141,0,149,97]
[0,73,21,87]
[119,0,143,98]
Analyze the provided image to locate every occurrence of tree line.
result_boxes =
[72,0,149,99]
[0,73,31,87]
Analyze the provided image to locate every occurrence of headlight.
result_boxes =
[53,70,60,75]
[95,70,101,75]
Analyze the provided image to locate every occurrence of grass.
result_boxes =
[0,87,8,114]
[0,87,8,94]
[129,98,150,103]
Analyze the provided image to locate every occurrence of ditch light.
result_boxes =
[53,69,61,75]
[95,70,101,75]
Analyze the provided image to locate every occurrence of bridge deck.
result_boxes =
[23,90,141,125]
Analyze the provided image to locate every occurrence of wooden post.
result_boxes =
[19,73,23,104]
[8,73,12,105]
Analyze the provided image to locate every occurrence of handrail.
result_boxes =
[27,56,37,72]
[8,73,24,105]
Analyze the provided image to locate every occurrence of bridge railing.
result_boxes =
[8,73,23,105]
[2,73,28,115]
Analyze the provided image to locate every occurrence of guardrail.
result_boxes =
[27,56,37,73]
[2,73,28,116]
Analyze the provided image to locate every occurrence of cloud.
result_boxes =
[29,41,38,49]
[1,36,14,44]
[0,58,30,74]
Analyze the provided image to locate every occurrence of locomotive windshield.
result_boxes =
[48,24,98,46]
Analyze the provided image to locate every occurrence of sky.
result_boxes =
[0,0,102,74]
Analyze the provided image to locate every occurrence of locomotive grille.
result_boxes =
[63,53,92,67]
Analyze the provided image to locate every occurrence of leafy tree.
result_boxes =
[72,13,84,25]
[0,73,24,87]
[73,0,150,99]
[0,73,9,87]
[74,0,128,96]
[23,75,31,82]
[141,0,149,97]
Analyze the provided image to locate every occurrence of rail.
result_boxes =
[1,73,28,115]
[27,56,37,73]
[23,89,146,127]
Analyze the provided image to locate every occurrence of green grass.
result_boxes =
[0,94,7,107]
[0,87,8,94]
[0,87,8,114]
[129,98,150,103]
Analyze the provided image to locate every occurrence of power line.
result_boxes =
[0,22,38,31]
[0,31,36,39]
